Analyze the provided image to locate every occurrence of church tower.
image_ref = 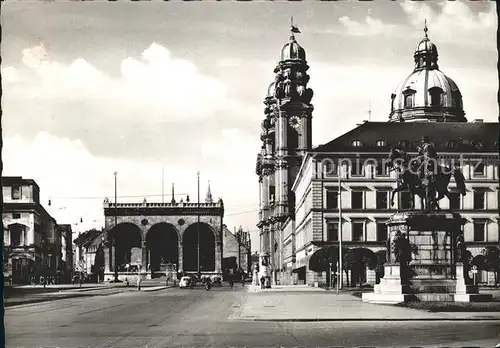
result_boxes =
[256,20,314,286]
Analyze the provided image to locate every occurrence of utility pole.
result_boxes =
[197,171,200,275]
[338,170,343,291]
[114,172,118,282]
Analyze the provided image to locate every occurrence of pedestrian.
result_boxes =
[260,276,265,289]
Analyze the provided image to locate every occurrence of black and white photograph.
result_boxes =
[1,1,499,347]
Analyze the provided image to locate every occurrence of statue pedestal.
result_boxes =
[362,264,413,303]
[454,264,492,302]
[258,252,271,289]
[363,211,492,304]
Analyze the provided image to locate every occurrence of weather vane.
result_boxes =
[290,16,301,35]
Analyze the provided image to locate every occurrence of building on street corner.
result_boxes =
[2,176,68,285]
[222,225,251,277]
[257,24,499,287]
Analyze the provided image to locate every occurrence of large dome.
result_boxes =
[280,34,306,62]
[389,25,467,123]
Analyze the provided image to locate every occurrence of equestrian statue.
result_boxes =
[386,136,466,212]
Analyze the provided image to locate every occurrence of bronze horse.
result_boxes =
[386,148,466,211]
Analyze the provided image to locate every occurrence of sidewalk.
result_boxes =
[4,282,175,307]
[231,288,500,321]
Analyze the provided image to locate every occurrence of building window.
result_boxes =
[351,160,364,176]
[401,191,412,210]
[326,191,338,209]
[404,93,413,108]
[376,191,388,209]
[473,222,485,242]
[10,226,22,246]
[376,223,388,241]
[376,161,388,176]
[269,185,275,202]
[352,222,364,241]
[323,160,337,176]
[375,140,386,147]
[11,185,21,200]
[473,191,485,209]
[390,94,396,112]
[449,192,460,210]
[351,140,362,147]
[12,213,21,219]
[327,222,338,241]
[429,87,443,107]
[446,140,457,149]
[398,140,409,148]
[473,162,485,176]
[351,191,363,209]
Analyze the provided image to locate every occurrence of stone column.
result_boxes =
[178,240,183,273]
[141,241,147,272]
[104,246,110,273]
[215,239,222,274]
[111,239,116,276]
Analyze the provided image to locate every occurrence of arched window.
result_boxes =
[398,140,409,148]
[351,140,362,147]
[287,127,299,150]
[390,94,396,112]
[472,141,484,150]
[446,140,457,149]
[404,94,413,108]
[429,87,443,107]
[375,140,386,147]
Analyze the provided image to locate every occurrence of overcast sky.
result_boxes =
[2,1,497,249]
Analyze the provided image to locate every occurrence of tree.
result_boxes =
[482,247,500,285]
[374,250,387,284]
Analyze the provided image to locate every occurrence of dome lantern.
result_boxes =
[413,20,439,71]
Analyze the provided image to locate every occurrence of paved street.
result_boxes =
[6,284,500,348]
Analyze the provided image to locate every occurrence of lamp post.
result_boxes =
[113,172,119,283]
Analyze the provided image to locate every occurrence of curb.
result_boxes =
[140,286,175,292]
[5,293,97,308]
[235,317,500,322]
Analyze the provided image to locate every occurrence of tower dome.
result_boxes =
[280,34,306,62]
[389,23,466,123]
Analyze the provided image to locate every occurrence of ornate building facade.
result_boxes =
[256,26,314,284]
[2,176,65,284]
[258,25,499,286]
[101,185,225,281]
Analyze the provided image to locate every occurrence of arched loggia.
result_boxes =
[183,223,215,272]
[109,223,142,272]
[146,223,179,276]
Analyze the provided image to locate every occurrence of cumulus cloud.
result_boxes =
[2,42,235,160]
[338,15,400,36]
[337,1,495,46]
[401,1,496,44]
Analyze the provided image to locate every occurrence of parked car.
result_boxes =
[179,276,194,289]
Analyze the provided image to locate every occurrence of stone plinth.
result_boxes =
[258,252,271,288]
[363,211,492,304]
